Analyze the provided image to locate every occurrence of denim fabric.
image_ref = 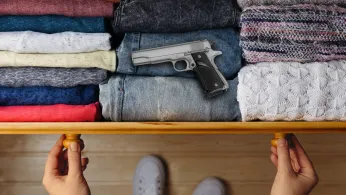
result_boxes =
[0,16,106,33]
[0,85,99,106]
[116,28,242,80]
[113,0,241,33]
[100,75,241,122]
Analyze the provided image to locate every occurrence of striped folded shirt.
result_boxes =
[240,4,346,63]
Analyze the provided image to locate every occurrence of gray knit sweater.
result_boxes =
[237,0,346,9]
[0,67,108,88]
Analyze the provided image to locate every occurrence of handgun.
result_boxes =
[131,40,229,97]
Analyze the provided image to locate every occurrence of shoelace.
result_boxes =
[138,177,162,195]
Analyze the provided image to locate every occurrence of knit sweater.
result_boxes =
[0,67,108,88]
[237,61,346,121]
[237,0,346,9]
[240,5,346,63]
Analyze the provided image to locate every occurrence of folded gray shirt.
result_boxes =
[100,75,241,122]
[0,67,108,88]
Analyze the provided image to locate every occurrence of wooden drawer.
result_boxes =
[1,122,346,134]
[1,122,345,148]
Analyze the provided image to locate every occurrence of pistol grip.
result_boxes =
[192,52,229,97]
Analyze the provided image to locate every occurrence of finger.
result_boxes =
[271,146,278,155]
[82,165,88,172]
[58,149,67,175]
[64,153,89,174]
[81,157,89,167]
[276,138,294,174]
[271,153,278,168]
[292,135,315,173]
[289,148,301,173]
[67,142,82,177]
[45,135,65,175]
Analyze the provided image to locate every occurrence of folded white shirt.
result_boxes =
[0,31,111,53]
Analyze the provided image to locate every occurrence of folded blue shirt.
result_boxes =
[0,85,99,106]
[116,28,242,80]
[0,15,106,33]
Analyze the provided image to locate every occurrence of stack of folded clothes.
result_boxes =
[0,0,116,122]
[100,0,243,121]
[237,3,346,121]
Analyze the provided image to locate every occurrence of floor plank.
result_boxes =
[0,134,345,195]
[0,183,344,195]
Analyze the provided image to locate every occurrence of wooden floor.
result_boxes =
[0,134,345,195]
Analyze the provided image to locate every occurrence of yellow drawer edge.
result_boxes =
[0,122,346,134]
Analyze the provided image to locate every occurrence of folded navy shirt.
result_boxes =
[113,0,241,33]
[0,85,99,106]
[100,75,241,122]
[116,28,242,80]
[0,16,106,33]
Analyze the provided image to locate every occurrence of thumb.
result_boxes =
[276,138,294,174]
[68,142,82,177]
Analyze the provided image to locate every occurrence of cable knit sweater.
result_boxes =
[237,0,346,9]
[238,61,346,121]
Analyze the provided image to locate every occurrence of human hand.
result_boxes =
[43,135,90,195]
[270,134,318,195]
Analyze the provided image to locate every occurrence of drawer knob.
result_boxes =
[63,134,85,150]
[271,133,288,147]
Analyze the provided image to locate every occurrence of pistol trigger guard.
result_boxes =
[173,59,193,72]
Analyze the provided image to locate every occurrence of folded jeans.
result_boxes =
[100,75,241,122]
[113,0,240,33]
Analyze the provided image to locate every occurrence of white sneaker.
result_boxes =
[133,155,165,195]
[193,177,226,195]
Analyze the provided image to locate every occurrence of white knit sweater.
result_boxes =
[237,61,346,121]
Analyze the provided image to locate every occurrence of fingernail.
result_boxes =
[277,138,287,147]
[70,142,78,152]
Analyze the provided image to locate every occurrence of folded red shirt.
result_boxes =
[0,102,101,122]
[0,0,113,17]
